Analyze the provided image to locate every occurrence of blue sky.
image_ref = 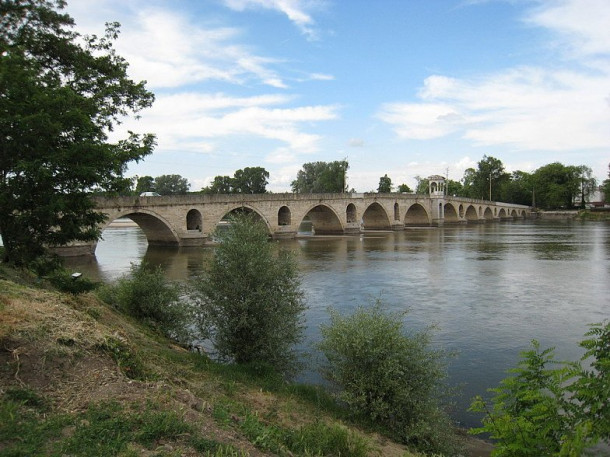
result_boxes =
[66,0,610,192]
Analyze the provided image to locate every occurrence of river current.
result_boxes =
[64,220,609,428]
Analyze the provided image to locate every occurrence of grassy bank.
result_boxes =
[0,265,490,456]
[579,209,610,221]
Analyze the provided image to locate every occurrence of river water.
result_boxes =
[64,220,609,428]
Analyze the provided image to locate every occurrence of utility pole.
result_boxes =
[489,172,492,201]
[342,157,347,193]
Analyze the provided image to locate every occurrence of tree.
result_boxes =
[575,165,597,208]
[291,160,349,193]
[446,179,463,197]
[232,167,269,194]
[377,174,392,193]
[397,183,412,193]
[414,176,429,194]
[202,175,233,194]
[202,167,269,194]
[154,174,190,195]
[602,163,610,203]
[462,155,510,201]
[135,176,155,194]
[461,168,477,197]
[532,162,585,209]
[498,170,533,206]
[193,214,306,376]
[0,0,155,265]
[318,301,458,455]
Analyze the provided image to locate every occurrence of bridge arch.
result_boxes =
[498,208,507,219]
[301,204,343,235]
[483,207,494,220]
[99,209,180,252]
[278,206,291,226]
[217,205,272,234]
[444,203,459,223]
[404,203,430,226]
[465,205,478,222]
[186,209,202,231]
[346,203,358,223]
[362,202,391,230]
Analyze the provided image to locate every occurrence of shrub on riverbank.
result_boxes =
[470,321,610,455]
[318,301,460,455]
[193,214,306,377]
[98,262,194,344]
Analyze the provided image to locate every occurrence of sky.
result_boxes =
[64,0,610,192]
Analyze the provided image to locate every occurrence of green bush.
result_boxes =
[470,321,610,456]
[27,252,64,276]
[48,269,98,294]
[193,213,306,376]
[317,300,458,455]
[98,262,194,344]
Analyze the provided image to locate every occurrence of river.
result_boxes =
[63,219,609,428]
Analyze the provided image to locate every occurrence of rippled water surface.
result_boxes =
[66,220,610,427]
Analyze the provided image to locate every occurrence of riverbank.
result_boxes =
[0,265,492,456]
[535,209,610,220]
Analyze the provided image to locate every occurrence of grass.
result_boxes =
[96,335,149,380]
[0,396,193,457]
[0,263,430,457]
[0,391,370,457]
[209,400,370,456]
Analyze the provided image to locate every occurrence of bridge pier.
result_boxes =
[344,222,362,234]
[51,242,96,257]
[180,230,207,247]
[273,226,297,239]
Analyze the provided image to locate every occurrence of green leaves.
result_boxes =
[470,321,610,456]
[0,0,155,265]
[99,262,194,345]
[193,214,306,376]
[317,301,458,455]
[201,167,270,194]
[291,160,349,193]
[377,174,392,193]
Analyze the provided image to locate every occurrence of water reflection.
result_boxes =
[65,220,610,428]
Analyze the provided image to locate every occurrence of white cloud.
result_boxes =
[65,0,339,164]
[527,0,610,57]
[269,163,303,190]
[67,2,290,89]
[309,73,335,81]
[119,92,338,154]
[222,0,323,39]
[265,147,298,164]
[377,102,466,140]
[377,0,610,154]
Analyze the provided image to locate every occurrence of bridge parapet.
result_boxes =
[59,193,534,256]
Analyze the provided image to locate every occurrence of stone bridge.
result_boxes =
[61,191,531,255]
